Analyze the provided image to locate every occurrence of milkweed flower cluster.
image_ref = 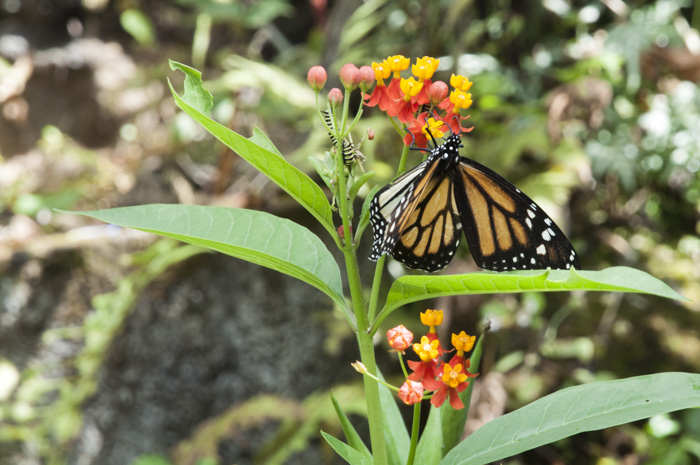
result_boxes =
[306,55,475,168]
[390,310,478,409]
[363,55,474,147]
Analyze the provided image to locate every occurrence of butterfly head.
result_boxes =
[429,132,463,164]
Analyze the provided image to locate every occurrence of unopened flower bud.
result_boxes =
[429,81,449,105]
[339,63,360,90]
[387,325,413,352]
[398,380,424,405]
[367,128,375,140]
[358,65,375,92]
[328,87,343,106]
[351,361,367,373]
[307,66,327,91]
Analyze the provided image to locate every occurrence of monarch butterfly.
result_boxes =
[369,132,580,272]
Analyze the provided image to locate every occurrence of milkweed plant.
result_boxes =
[66,55,698,465]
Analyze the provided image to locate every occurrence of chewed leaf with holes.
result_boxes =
[440,372,700,465]
[168,61,335,239]
[63,205,351,325]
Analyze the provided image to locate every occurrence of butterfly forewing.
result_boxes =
[454,158,579,271]
[391,174,462,272]
[369,160,436,259]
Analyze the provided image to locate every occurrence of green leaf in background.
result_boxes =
[120,9,155,46]
[63,205,351,326]
[372,267,686,332]
[440,333,484,454]
[440,372,700,465]
[414,405,443,465]
[168,63,336,238]
[169,60,213,115]
[13,190,82,216]
[376,369,410,465]
[321,431,373,465]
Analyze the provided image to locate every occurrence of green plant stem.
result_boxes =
[396,144,411,179]
[367,255,385,324]
[334,113,388,465]
[406,402,421,465]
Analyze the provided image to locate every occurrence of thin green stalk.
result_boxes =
[334,103,388,465]
[406,402,421,465]
[343,90,366,136]
[398,352,409,378]
[367,144,410,327]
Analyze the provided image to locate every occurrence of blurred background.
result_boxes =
[1,0,699,464]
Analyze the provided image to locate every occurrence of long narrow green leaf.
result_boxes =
[440,372,700,465]
[373,267,685,332]
[168,61,336,238]
[330,391,372,461]
[377,369,410,465]
[64,205,351,325]
[321,431,372,465]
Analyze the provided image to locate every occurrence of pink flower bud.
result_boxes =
[367,128,375,140]
[328,87,343,106]
[387,324,413,352]
[307,66,327,91]
[339,63,360,90]
[358,65,375,92]
[398,380,424,405]
[429,81,449,105]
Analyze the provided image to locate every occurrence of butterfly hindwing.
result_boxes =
[454,157,579,271]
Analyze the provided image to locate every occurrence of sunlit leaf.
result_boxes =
[63,205,350,325]
[168,63,335,238]
[169,61,213,115]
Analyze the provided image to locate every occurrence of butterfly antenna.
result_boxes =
[425,126,439,147]
[408,130,432,153]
